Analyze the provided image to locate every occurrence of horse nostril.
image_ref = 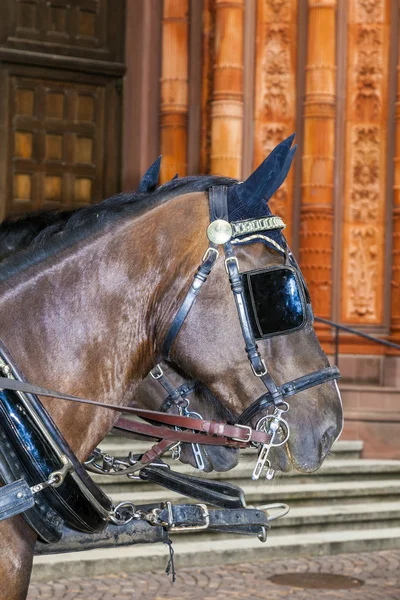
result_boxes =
[321,426,337,457]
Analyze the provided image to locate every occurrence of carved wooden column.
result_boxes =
[160,0,189,182]
[210,0,244,179]
[341,0,390,325]
[253,0,298,245]
[200,0,214,174]
[299,0,336,320]
[390,1,400,342]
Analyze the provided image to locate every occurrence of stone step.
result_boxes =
[90,458,400,493]
[31,525,400,582]
[107,478,400,508]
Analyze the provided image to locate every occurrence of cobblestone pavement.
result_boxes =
[27,549,400,599]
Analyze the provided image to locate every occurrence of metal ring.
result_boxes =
[256,416,290,447]
[257,503,290,522]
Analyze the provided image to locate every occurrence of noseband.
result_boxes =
[159,185,340,480]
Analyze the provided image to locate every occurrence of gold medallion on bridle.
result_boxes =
[207,219,233,245]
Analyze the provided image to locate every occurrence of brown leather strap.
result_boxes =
[0,376,273,447]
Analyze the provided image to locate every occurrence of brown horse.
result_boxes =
[0,171,342,598]
[0,199,239,474]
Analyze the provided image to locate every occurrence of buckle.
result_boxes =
[231,423,252,443]
[150,365,164,380]
[202,247,219,262]
[166,502,210,532]
[224,255,239,274]
[251,359,268,377]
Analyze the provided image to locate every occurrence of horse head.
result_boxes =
[152,136,343,475]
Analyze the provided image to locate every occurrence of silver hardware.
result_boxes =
[231,423,252,443]
[202,247,219,262]
[150,365,164,379]
[16,492,23,499]
[30,454,73,494]
[191,442,205,471]
[251,359,268,377]
[207,219,233,245]
[252,406,290,481]
[257,503,290,522]
[258,526,268,543]
[224,255,239,274]
[168,502,210,532]
[84,448,170,479]
[178,402,205,471]
[109,501,138,525]
[170,442,181,461]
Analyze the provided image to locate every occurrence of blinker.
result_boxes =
[207,219,232,245]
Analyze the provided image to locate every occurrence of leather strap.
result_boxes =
[139,465,246,508]
[158,503,270,536]
[209,186,229,221]
[238,366,340,424]
[161,246,218,359]
[0,377,273,447]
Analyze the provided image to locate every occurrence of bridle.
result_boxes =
[157,185,340,479]
[0,185,340,483]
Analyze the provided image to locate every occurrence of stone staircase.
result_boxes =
[32,437,400,581]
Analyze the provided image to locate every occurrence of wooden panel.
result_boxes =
[341,0,390,324]
[391,0,400,342]
[159,0,189,182]
[7,74,105,213]
[210,0,244,179]
[299,0,337,320]
[253,0,297,245]
[0,0,125,63]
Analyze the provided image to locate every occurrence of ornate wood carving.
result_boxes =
[299,0,337,319]
[341,0,389,324]
[159,0,189,182]
[200,0,214,174]
[253,0,297,245]
[210,0,244,179]
[390,1,400,342]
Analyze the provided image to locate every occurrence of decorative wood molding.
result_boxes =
[341,0,390,324]
[160,0,189,182]
[299,0,337,320]
[200,0,214,174]
[210,0,244,179]
[390,0,400,342]
[253,0,297,245]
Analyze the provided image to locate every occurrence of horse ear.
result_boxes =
[172,173,179,180]
[265,144,297,199]
[137,156,162,193]
[235,134,295,210]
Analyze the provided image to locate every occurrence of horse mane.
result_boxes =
[0,175,237,283]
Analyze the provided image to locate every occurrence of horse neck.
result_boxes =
[0,192,209,459]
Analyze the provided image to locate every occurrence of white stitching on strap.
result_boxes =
[231,234,286,254]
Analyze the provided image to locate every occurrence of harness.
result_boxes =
[0,185,340,556]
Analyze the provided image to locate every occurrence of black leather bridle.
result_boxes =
[158,185,340,479]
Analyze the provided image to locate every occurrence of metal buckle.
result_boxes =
[251,359,268,377]
[231,423,252,443]
[167,502,210,532]
[150,365,164,380]
[202,247,219,262]
[224,255,239,274]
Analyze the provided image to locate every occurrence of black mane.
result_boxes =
[0,175,237,283]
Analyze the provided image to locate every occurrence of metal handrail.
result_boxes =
[315,316,400,368]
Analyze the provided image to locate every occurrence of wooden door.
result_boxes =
[0,0,125,218]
